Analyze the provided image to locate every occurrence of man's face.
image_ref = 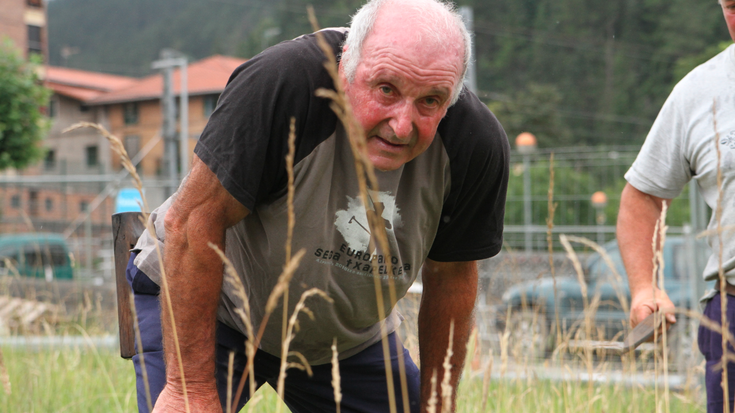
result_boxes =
[341,18,463,171]
[723,0,735,41]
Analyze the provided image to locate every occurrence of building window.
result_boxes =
[48,98,57,118]
[123,103,139,125]
[26,0,42,7]
[80,201,89,213]
[27,25,42,56]
[29,190,38,216]
[124,135,140,161]
[45,198,53,212]
[10,195,20,209]
[44,150,55,170]
[203,95,218,118]
[86,145,98,167]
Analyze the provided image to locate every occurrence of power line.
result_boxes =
[472,25,680,64]
[478,91,655,126]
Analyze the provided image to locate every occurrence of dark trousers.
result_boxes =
[700,293,735,413]
[126,253,421,413]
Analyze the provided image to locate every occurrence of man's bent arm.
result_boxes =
[153,156,249,412]
[418,259,478,413]
[617,183,676,327]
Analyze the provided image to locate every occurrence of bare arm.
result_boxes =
[152,156,249,412]
[418,259,478,413]
[617,183,676,327]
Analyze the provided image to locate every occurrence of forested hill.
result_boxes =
[47,0,732,146]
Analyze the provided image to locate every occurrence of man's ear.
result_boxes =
[338,45,348,71]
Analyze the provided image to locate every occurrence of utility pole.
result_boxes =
[152,49,189,198]
[459,6,477,95]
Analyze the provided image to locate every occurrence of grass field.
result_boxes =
[0,340,706,412]
[0,345,289,412]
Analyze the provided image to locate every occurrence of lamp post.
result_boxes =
[591,191,608,246]
[516,132,537,252]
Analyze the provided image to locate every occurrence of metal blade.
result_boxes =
[618,312,662,355]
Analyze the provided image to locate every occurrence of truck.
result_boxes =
[496,236,712,357]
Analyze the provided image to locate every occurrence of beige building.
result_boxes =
[0,55,246,236]
[87,55,246,180]
[0,66,135,233]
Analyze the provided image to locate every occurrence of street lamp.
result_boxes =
[591,191,608,246]
[516,132,537,252]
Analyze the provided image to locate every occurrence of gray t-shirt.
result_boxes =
[625,44,735,285]
[135,29,510,364]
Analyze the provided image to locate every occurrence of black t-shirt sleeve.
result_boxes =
[193,31,342,211]
[427,89,510,262]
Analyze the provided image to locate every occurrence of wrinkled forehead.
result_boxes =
[363,7,464,71]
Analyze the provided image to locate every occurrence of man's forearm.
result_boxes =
[617,183,676,326]
[617,183,668,296]
[160,220,224,394]
[153,157,249,410]
[418,260,478,412]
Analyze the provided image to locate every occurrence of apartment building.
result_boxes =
[0,0,48,61]
[0,55,246,236]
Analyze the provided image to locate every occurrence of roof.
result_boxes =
[45,66,136,101]
[88,55,247,105]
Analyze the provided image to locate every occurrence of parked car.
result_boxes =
[0,233,74,280]
[496,236,712,355]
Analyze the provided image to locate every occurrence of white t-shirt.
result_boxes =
[625,43,735,283]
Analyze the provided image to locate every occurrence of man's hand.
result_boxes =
[152,384,222,413]
[629,286,676,328]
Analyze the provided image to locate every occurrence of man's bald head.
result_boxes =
[341,0,471,105]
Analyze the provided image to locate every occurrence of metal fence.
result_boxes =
[503,145,708,252]
[0,173,175,285]
[0,144,716,370]
[0,144,711,278]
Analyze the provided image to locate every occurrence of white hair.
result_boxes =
[341,0,472,105]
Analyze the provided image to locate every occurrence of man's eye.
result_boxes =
[424,97,439,107]
[379,86,392,95]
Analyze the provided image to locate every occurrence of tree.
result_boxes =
[504,158,691,228]
[488,83,573,148]
[0,39,50,171]
[671,41,731,85]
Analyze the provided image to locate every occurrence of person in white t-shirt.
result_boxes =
[618,1,735,411]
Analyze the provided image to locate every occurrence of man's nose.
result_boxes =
[388,102,416,141]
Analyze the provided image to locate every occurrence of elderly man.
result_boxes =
[618,1,735,411]
[128,0,509,412]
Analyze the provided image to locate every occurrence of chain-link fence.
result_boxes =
[0,144,710,279]
[0,145,715,371]
[503,145,704,252]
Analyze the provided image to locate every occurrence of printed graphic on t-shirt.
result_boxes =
[721,130,735,149]
[334,191,402,253]
[311,190,411,280]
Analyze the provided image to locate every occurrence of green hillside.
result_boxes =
[47,0,732,145]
